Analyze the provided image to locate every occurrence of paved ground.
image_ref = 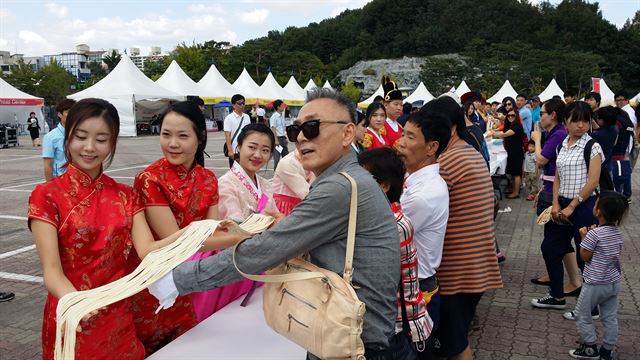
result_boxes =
[1,132,638,359]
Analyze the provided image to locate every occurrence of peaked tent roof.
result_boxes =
[304,79,318,92]
[69,55,182,101]
[156,60,206,96]
[357,85,384,108]
[198,64,240,103]
[631,92,640,105]
[0,77,44,106]
[405,82,435,104]
[232,68,261,102]
[454,80,471,98]
[259,73,303,105]
[487,80,518,103]
[322,80,333,90]
[538,79,564,102]
[283,76,306,102]
[597,78,615,101]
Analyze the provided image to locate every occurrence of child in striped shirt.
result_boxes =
[569,191,628,360]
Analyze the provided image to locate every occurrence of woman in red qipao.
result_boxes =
[362,102,388,150]
[131,101,249,354]
[27,99,195,360]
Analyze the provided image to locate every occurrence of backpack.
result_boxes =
[556,139,614,192]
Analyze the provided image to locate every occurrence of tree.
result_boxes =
[3,58,38,94]
[87,61,106,80]
[172,42,209,81]
[102,50,122,73]
[340,80,362,102]
[34,59,75,105]
[143,57,171,81]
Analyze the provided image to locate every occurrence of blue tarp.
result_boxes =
[213,100,232,108]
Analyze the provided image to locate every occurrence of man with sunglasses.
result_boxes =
[223,94,251,168]
[151,88,409,359]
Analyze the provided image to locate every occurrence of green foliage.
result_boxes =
[102,50,122,73]
[340,81,362,102]
[3,58,38,95]
[172,42,209,81]
[87,61,106,80]
[34,60,75,105]
[143,57,171,80]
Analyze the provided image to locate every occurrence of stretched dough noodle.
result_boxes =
[55,214,274,360]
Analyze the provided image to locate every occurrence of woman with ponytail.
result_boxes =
[130,101,220,354]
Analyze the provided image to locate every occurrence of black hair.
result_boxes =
[503,96,516,107]
[595,106,621,128]
[596,191,629,225]
[64,98,119,169]
[614,91,629,101]
[364,102,387,127]
[237,123,275,152]
[56,99,77,114]
[542,98,566,123]
[161,101,207,166]
[306,88,357,124]
[585,91,601,106]
[406,109,452,157]
[189,97,205,107]
[552,95,562,100]
[516,94,527,100]
[29,111,36,116]
[528,140,535,146]
[491,101,500,106]
[273,99,284,110]
[422,96,465,140]
[373,95,384,103]
[463,101,475,116]
[356,111,366,125]
[402,102,412,114]
[357,147,405,203]
[564,91,575,98]
[231,94,245,104]
[566,101,592,123]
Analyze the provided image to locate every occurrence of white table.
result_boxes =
[148,288,306,359]
[488,141,508,176]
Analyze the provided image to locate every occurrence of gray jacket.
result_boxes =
[172,152,400,350]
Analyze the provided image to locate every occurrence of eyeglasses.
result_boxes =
[507,114,516,118]
[540,111,547,115]
[286,119,349,142]
[235,101,245,106]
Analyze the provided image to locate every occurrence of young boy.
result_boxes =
[569,191,628,360]
[523,141,539,201]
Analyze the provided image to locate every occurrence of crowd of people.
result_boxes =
[13,75,636,360]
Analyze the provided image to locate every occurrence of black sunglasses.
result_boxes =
[235,101,245,106]
[286,119,349,142]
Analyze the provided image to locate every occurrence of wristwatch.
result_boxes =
[576,195,584,204]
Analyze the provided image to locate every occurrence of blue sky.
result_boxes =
[0,0,638,57]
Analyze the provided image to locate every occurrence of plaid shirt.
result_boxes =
[392,204,433,343]
[556,133,603,198]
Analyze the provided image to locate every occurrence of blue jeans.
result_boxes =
[541,196,597,298]
[611,160,632,199]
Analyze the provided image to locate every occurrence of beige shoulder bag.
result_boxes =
[233,172,366,360]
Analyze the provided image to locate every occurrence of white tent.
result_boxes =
[405,82,435,104]
[259,73,303,105]
[303,79,318,92]
[0,77,44,130]
[198,64,240,104]
[631,92,640,105]
[487,80,519,103]
[538,79,565,102]
[454,80,471,98]
[322,80,333,90]
[357,85,384,108]
[596,78,615,102]
[283,76,306,102]
[68,56,183,136]
[156,60,206,97]
[232,68,262,103]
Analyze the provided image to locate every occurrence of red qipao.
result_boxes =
[383,119,403,150]
[27,164,145,360]
[129,158,219,353]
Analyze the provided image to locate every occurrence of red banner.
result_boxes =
[0,98,44,106]
[591,78,601,93]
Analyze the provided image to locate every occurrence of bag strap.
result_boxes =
[232,171,358,284]
[230,115,245,144]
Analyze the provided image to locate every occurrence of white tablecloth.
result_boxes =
[148,287,306,359]
[488,141,508,176]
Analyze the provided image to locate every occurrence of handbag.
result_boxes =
[223,115,245,157]
[233,172,366,360]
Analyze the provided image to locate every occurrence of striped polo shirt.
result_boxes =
[437,144,503,295]
[581,225,623,285]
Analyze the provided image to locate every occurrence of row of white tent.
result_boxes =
[358,78,619,108]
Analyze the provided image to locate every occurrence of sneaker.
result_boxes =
[562,310,600,321]
[569,343,599,359]
[0,292,15,302]
[496,252,506,263]
[599,347,612,360]
[531,294,566,309]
